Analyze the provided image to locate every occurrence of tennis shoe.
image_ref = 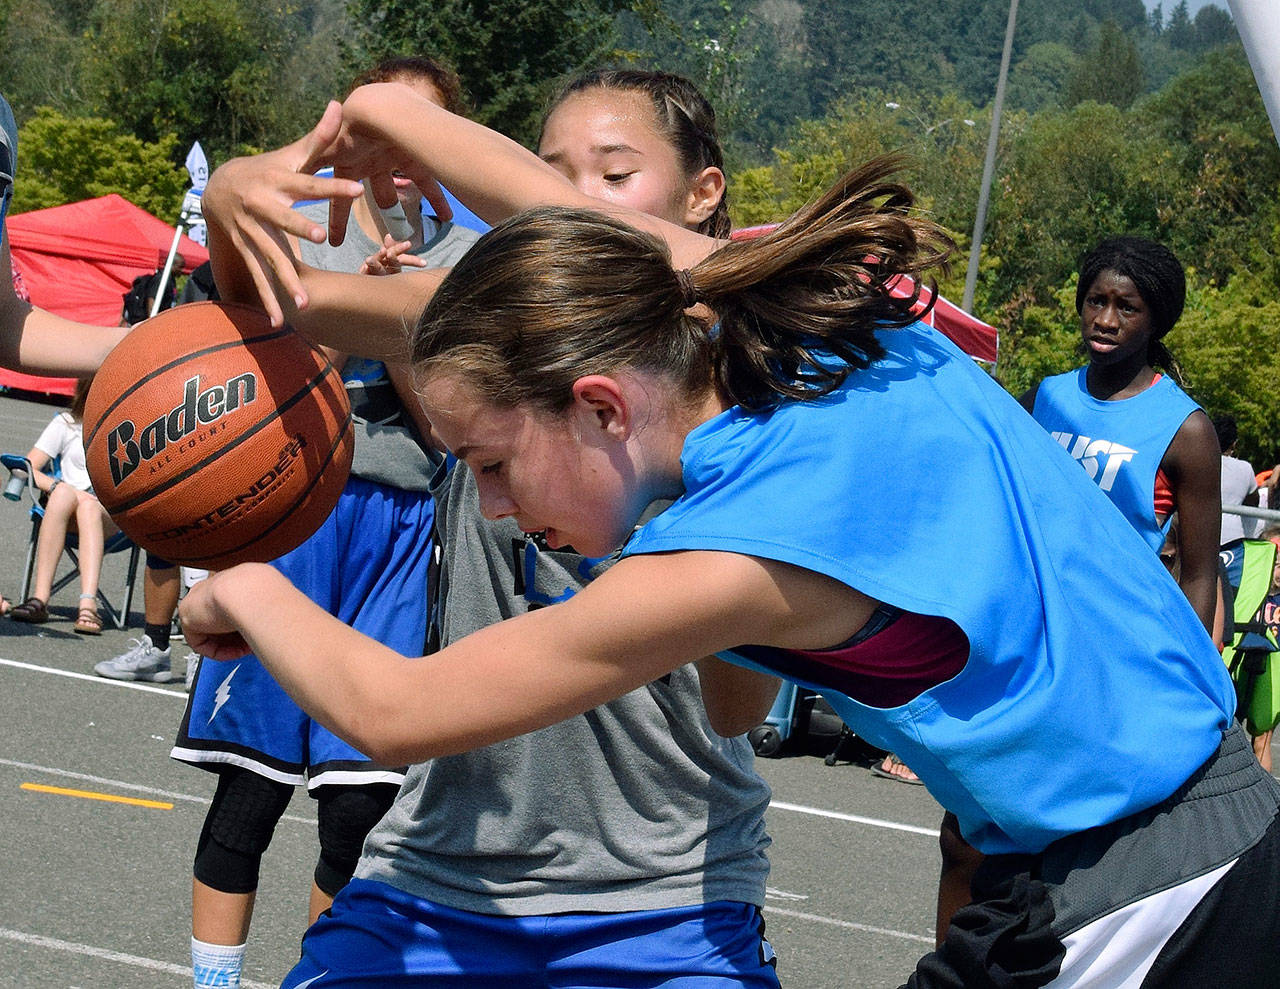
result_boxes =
[94,635,173,683]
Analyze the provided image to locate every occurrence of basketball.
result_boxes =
[83,301,354,569]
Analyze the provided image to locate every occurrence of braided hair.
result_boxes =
[1076,236,1186,378]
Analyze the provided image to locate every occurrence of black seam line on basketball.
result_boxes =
[109,366,346,514]
[188,413,352,567]
[84,327,297,449]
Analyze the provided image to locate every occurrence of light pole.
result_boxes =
[963,0,1019,313]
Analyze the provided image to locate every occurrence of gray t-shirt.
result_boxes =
[297,201,479,490]
[356,461,773,914]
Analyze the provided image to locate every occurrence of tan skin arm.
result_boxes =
[1161,409,1221,633]
[180,552,876,767]
[0,237,129,375]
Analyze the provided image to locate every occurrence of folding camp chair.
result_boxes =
[1,453,140,629]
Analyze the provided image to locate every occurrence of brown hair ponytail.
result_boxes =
[412,156,951,414]
[689,155,952,408]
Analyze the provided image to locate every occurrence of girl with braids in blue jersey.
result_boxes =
[1021,236,1221,633]
[189,85,1280,986]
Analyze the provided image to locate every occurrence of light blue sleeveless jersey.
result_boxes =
[1030,367,1199,552]
[623,323,1234,855]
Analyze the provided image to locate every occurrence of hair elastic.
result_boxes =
[676,269,698,308]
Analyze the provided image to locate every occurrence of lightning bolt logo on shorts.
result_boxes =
[209,664,240,724]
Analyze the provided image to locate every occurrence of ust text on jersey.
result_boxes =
[1050,432,1136,493]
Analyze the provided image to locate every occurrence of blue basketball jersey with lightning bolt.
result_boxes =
[1030,367,1199,552]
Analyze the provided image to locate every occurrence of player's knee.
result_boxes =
[193,768,293,894]
[314,784,397,896]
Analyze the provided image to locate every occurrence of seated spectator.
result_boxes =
[10,378,117,634]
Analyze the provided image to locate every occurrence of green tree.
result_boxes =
[9,108,188,218]
[1138,47,1280,286]
[348,0,634,147]
[1064,20,1144,110]
[0,0,92,119]
[82,0,328,159]
[1008,42,1078,113]
[981,101,1176,310]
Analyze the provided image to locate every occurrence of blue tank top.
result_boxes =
[623,323,1234,855]
[1030,368,1199,552]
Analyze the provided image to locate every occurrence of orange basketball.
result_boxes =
[84,301,353,569]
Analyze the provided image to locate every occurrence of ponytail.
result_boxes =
[412,156,951,413]
[688,155,952,408]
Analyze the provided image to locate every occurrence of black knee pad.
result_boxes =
[313,784,398,897]
[193,768,294,894]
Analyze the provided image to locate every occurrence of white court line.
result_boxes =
[4,662,936,959]
[0,657,186,698]
[763,907,935,945]
[0,927,275,989]
[769,800,940,837]
[0,757,317,826]
[2,657,940,838]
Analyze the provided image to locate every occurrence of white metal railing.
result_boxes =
[1222,505,1280,522]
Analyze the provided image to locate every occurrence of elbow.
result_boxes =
[345,717,432,768]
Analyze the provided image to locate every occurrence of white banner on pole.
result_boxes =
[1228,0,1280,148]
[184,141,209,190]
[183,142,209,246]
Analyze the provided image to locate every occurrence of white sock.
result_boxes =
[192,936,246,988]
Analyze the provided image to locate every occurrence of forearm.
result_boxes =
[344,84,718,268]
[0,289,126,376]
[201,564,666,765]
[290,265,445,361]
[1179,567,1219,635]
[207,564,429,762]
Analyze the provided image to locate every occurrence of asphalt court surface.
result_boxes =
[0,389,947,987]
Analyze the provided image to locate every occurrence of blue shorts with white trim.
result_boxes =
[282,879,780,988]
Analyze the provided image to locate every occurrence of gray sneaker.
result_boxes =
[94,635,173,683]
[183,652,200,691]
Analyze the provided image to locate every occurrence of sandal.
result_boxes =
[74,596,103,636]
[869,752,924,785]
[10,597,48,623]
[0,595,10,616]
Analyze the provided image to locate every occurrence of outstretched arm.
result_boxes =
[203,85,719,345]
[179,552,876,765]
[0,238,128,375]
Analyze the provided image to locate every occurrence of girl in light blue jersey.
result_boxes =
[186,88,1280,986]
[1021,236,1221,633]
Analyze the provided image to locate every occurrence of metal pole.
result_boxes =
[963,0,1019,313]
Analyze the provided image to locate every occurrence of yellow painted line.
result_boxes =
[20,782,173,810]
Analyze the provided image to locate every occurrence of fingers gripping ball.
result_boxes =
[84,302,353,569]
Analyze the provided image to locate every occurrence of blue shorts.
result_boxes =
[283,879,780,988]
[172,477,432,789]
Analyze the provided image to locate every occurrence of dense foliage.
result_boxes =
[2,0,1277,458]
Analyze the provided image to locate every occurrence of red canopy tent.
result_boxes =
[5,194,208,396]
[731,224,998,363]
